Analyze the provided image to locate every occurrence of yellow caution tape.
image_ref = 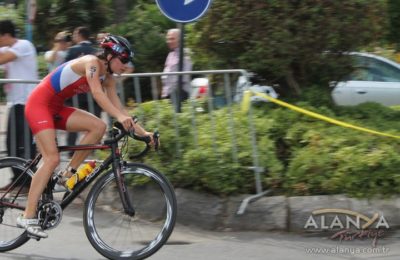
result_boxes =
[390,105,400,111]
[242,90,400,139]
[241,90,252,113]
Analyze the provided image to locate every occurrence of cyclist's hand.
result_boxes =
[144,131,160,149]
[144,132,155,146]
[117,115,135,131]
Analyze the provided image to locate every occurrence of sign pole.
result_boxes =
[155,0,213,112]
[176,23,185,113]
[25,0,32,41]
[25,0,36,41]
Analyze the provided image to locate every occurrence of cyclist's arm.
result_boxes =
[103,76,128,115]
[85,58,131,125]
[103,76,149,137]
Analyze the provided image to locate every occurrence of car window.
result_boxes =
[351,55,400,82]
[347,67,372,81]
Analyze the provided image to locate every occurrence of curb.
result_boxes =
[84,186,400,232]
[173,189,400,232]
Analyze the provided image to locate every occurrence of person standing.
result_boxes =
[161,28,192,102]
[44,31,71,72]
[0,19,38,191]
[96,32,110,45]
[65,26,96,61]
[65,26,101,149]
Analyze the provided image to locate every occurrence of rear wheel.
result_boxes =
[0,157,34,252]
[84,163,177,260]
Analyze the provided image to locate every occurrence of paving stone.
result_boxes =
[224,195,287,231]
[175,188,224,230]
[288,195,350,232]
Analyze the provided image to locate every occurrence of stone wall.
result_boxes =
[92,184,400,232]
[174,189,400,232]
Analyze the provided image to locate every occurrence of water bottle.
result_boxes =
[65,161,96,190]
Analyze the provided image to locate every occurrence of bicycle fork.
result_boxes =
[112,147,135,217]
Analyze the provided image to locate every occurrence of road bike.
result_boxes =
[0,121,177,259]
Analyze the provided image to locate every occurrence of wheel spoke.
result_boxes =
[84,164,177,259]
[0,158,33,251]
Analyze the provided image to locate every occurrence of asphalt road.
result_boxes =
[0,203,399,260]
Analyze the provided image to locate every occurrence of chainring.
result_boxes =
[37,201,63,230]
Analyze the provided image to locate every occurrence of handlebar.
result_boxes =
[111,120,159,159]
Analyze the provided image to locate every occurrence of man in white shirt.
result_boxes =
[0,19,38,191]
[161,28,193,101]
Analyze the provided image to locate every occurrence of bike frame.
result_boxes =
[2,128,135,215]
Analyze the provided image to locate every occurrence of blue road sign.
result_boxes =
[156,0,212,23]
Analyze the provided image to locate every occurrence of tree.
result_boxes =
[104,0,174,73]
[188,0,388,96]
[0,4,23,31]
[102,0,175,100]
[387,0,400,49]
[33,0,111,49]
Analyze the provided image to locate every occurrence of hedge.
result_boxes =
[124,99,400,198]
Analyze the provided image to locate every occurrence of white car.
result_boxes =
[331,52,400,106]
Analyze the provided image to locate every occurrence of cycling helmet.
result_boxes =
[100,34,134,73]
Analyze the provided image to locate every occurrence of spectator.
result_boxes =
[161,28,192,101]
[65,26,101,150]
[0,19,38,192]
[96,32,109,45]
[65,26,96,61]
[44,31,71,72]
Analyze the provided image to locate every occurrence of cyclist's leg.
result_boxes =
[61,108,106,176]
[24,130,59,218]
[18,129,59,238]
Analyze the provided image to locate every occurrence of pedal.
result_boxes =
[27,233,41,241]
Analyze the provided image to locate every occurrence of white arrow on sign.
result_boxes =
[184,0,195,5]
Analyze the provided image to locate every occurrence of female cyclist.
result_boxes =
[17,35,154,238]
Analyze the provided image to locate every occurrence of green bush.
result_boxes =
[125,98,400,198]
[269,101,400,198]
[128,100,283,196]
[284,125,400,197]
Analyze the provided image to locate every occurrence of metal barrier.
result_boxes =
[119,70,250,159]
[118,70,270,214]
[0,70,269,214]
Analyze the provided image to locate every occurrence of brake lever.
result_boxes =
[153,131,160,151]
[128,128,135,137]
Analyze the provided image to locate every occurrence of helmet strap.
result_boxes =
[106,55,116,74]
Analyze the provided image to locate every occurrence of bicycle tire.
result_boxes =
[83,163,177,260]
[0,157,35,252]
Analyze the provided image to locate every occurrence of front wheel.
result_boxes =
[83,163,177,260]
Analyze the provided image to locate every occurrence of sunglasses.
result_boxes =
[118,56,131,64]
